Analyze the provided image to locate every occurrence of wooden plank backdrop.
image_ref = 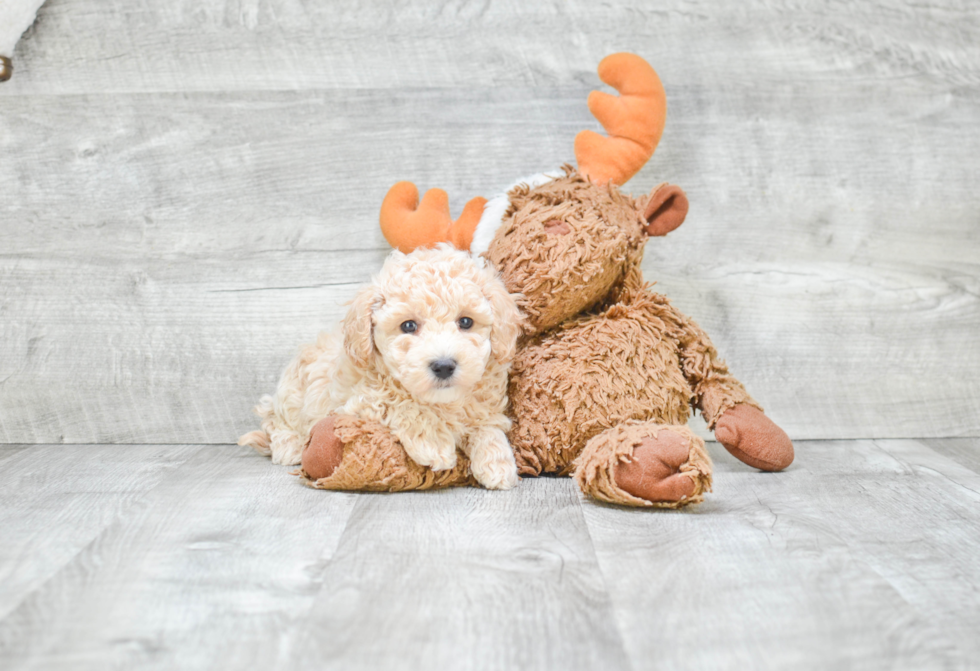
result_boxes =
[1,0,979,444]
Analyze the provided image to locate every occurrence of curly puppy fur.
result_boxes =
[238,245,524,490]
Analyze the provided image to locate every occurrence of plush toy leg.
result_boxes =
[298,415,476,492]
[572,421,712,508]
[714,404,794,472]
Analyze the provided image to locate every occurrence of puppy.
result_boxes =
[239,244,524,490]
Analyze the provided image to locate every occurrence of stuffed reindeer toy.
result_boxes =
[301,53,793,507]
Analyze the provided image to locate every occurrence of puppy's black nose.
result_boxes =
[430,359,457,380]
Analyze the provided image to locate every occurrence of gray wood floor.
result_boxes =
[1,439,978,670]
[2,0,979,669]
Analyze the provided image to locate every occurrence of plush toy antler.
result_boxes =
[379,181,487,253]
[574,52,667,186]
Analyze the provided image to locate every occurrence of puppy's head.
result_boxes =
[343,244,522,404]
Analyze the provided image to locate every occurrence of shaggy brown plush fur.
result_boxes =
[299,415,475,492]
[574,422,712,508]
[485,169,647,333]
[483,168,788,507]
[505,286,758,477]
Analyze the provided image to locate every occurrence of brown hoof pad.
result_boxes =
[614,430,697,503]
[302,417,345,480]
[715,404,794,471]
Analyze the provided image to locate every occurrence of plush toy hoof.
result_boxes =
[301,417,345,480]
[0,57,12,82]
[715,404,794,471]
[614,430,698,503]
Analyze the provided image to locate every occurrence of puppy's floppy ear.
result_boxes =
[342,285,381,368]
[480,268,524,366]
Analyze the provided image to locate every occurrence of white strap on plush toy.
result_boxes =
[0,0,47,81]
[468,171,564,258]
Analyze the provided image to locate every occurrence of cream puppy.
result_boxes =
[239,245,523,490]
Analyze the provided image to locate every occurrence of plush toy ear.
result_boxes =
[342,285,381,368]
[643,183,689,236]
[480,270,523,366]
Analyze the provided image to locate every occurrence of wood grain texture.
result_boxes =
[293,480,630,670]
[582,438,980,670]
[3,0,979,94]
[1,0,979,444]
[1,439,978,669]
[922,437,980,474]
[0,444,357,669]
[0,444,197,622]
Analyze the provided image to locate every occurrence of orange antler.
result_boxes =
[379,182,487,253]
[574,53,667,186]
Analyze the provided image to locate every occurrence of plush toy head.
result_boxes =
[483,170,689,333]
[379,53,690,333]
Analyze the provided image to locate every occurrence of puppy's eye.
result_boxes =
[457,317,474,330]
[400,320,418,334]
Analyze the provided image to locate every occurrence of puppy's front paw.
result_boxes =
[471,455,519,490]
[403,439,458,472]
[424,448,458,472]
[467,426,520,490]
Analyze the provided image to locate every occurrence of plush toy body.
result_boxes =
[300,53,794,507]
[480,169,790,506]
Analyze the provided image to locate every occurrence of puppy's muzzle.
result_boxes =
[429,358,457,380]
